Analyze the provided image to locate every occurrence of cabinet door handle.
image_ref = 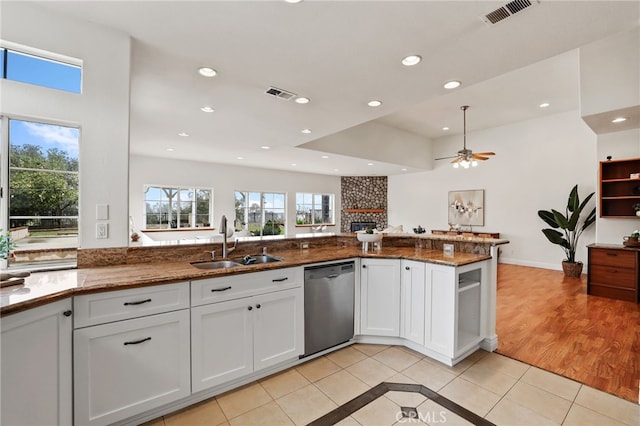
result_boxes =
[124,298,152,306]
[124,337,151,346]
[63,310,72,317]
[211,286,232,292]
[405,266,410,270]
[272,277,288,282]
[256,304,261,309]
[248,306,253,311]
[362,265,367,268]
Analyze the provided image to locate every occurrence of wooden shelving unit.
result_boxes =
[600,158,640,218]
[343,209,385,213]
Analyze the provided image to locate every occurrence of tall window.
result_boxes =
[296,193,334,225]
[4,118,80,268]
[1,46,82,94]
[235,191,285,236]
[144,186,212,229]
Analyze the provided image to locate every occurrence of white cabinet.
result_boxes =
[191,270,303,393]
[424,262,486,362]
[74,283,191,426]
[360,258,401,336]
[401,259,426,346]
[1,299,72,426]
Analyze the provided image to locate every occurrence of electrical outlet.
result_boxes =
[96,223,108,239]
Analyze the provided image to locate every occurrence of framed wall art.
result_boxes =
[448,189,484,226]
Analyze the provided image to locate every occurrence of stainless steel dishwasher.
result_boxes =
[303,261,355,357]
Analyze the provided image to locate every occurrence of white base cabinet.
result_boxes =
[1,299,72,426]
[360,258,401,336]
[191,268,304,393]
[73,282,191,426]
[401,259,426,346]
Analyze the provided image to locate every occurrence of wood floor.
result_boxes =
[496,263,640,404]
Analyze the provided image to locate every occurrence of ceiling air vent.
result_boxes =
[265,86,296,101]
[481,0,540,25]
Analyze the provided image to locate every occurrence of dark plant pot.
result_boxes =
[562,261,583,278]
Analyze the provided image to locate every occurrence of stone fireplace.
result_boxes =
[341,176,388,233]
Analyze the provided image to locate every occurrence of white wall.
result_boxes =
[596,128,640,243]
[389,110,598,270]
[0,2,131,249]
[129,155,341,237]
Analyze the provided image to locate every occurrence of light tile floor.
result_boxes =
[146,344,640,426]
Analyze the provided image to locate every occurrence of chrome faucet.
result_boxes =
[219,215,237,258]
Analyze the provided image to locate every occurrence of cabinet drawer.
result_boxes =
[589,264,637,289]
[191,267,302,306]
[590,248,637,268]
[74,282,190,328]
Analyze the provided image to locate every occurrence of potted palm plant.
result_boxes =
[0,230,16,270]
[538,185,596,277]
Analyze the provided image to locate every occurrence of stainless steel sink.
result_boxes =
[191,260,241,270]
[232,254,283,265]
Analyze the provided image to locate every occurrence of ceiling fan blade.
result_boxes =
[434,155,458,161]
[473,152,495,156]
[450,157,462,164]
[471,154,490,160]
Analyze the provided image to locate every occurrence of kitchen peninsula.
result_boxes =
[1,233,507,426]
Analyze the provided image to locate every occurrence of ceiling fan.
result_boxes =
[435,105,495,168]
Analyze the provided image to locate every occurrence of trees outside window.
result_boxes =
[144,186,212,229]
[235,191,285,236]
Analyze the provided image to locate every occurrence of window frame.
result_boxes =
[295,192,335,227]
[142,185,213,230]
[0,40,83,94]
[234,190,286,237]
[1,115,81,270]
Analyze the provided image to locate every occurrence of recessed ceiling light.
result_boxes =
[178,132,189,137]
[443,80,461,89]
[333,169,339,172]
[367,163,374,166]
[321,155,329,159]
[401,168,407,171]
[285,0,303,3]
[260,146,271,150]
[167,148,174,152]
[236,156,244,160]
[198,67,217,77]
[442,127,450,131]
[295,97,310,104]
[368,100,382,107]
[402,55,422,66]
[291,163,297,166]
[539,102,550,108]
[200,106,215,113]
[301,128,312,134]
[612,117,628,123]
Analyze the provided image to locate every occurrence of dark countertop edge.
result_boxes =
[1,251,493,317]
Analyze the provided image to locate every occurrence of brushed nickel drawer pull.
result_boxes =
[124,298,152,306]
[124,337,151,346]
[211,286,232,292]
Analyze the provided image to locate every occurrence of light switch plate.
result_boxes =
[96,223,108,239]
[96,204,109,220]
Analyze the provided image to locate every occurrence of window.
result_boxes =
[235,191,285,236]
[296,193,334,226]
[144,186,212,229]
[3,118,80,268]
[1,45,82,93]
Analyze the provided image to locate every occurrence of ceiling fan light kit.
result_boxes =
[436,105,495,169]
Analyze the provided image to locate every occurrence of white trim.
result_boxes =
[0,40,83,67]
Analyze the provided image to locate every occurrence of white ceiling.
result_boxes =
[36,1,640,176]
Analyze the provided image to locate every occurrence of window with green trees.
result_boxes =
[234,191,285,236]
[4,118,80,268]
[144,186,212,229]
